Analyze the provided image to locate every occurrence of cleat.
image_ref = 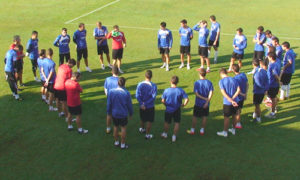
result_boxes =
[217,131,228,137]
[78,129,88,134]
[186,129,195,135]
[228,128,236,135]
[139,128,146,134]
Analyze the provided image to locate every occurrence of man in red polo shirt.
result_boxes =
[106,25,126,73]
[54,58,76,118]
[10,35,25,87]
[65,72,88,134]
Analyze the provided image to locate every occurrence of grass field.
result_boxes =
[1,0,300,179]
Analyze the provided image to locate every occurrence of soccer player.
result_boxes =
[264,30,275,58]
[41,48,58,111]
[253,26,266,65]
[94,21,112,70]
[104,66,119,134]
[217,68,240,137]
[54,59,76,118]
[73,23,92,73]
[106,25,126,73]
[265,52,281,118]
[178,19,193,70]
[161,76,189,142]
[272,37,283,66]
[229,28,247,72]
[187,68,213,135]
[65,72,88,134]
[252,59,269,123]
[53,28,71,65]
[4,45,22,100]
[136,70,157,139]
[232,64,248,129]
[280,42,296,100]
[193,20,210,72]
[107,77,133,149]
[208,15,221,64]
[158,22,173,71]
[37,49,47,102]
[10,35,25,87]
[26,31,40,82]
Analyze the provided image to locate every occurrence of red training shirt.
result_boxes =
[106,31,126,50]
[10,44,23,60]
[65,79,82,107]
[54,64,72,91]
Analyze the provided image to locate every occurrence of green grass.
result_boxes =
[1,0,300,179]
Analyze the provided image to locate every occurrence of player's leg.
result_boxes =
[161,111,170,138]
[205,57,210,72]
[201,116,207,135]
[117,59,123,73]
[187,53,191,70]
[120,125,128,149]
[19,60,24,86]
[238,59,242,69]
[179,53,184,68]
[98,46,105,69]
[113,122,120,146]
[187,105,199,135]
[83,48,91,72]
[106,114,112,134]
[213,46,218,64]
[77,49,82,72]
[200,56,204,68]
[172,108,181,142]
[104,46,111,67]
[229,57,235,72]
[139,108,146,133]
[59,54,64,65]
[6,72,19,99]
[165,53,170,71]
[255,104,261,122]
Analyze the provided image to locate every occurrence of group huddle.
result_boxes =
[3,14,297,149]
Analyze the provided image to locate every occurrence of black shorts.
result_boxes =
[41,81,46,87]
[30,58,38,68]
[55,90,67,101]
[77,48,88,61]
[160,48,170,55]
[223,105,238,117]
[253,94,265,105]
[112,49,123,59]
[180,46,190,55]
[232,52,244,60]
[68,104,82,116]
[140,107,155,122]
[47,83,55,93]
[112,117,128,127]
[238,100,244,109]
[268,87,279,99]
[165,108,181,124]
[280,73,292,85]
[15,60,23,73]
[253,51,264,60]
[208,40,219,48]
[193,105,209,117]
[198,46,208,57]
[59,53,70,65]
[97,45,109,55]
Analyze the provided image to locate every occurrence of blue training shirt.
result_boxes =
[73,29,87,49]
[276,45,283,67]
[219,77,240,105]
[107,87,133,119]
[233,73,248,101]
[267,61,281,88]
[179,27,193,46]
[253,33,266,52]
[283,49,296,74]
[193,25,209,47]
[194,79,214,107]
[4,49,17,72]
[42,58,56,83]
[157,29,173,48]
[26,38,39,60]
[53,34,70,54]
[209,22,220,41]
[136,81,157,109]
[93,26,108,46]
[233,34,247,54]
[162,87,188,113]
[104,76,119,95]
[253,67,269,94]
[37,58,45,81]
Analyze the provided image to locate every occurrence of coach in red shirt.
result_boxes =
[54,58,76,118]
[106,25,126,74]
[65,72,88,134]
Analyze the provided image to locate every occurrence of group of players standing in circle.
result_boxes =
[4,15,296,149]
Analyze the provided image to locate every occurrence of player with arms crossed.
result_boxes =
[193,20,210,72]
[228,28,247,72]
[136,70,157,139]
[187,68,213,136]
[94,21,112,70]
[217,68,240,137]
[106,25,126,73]
[73,23,92,73]
[26,31,40,82]
[158,22,173,71]
[208,15,221,64]
[178,19,193,70]
[54,28,71,65]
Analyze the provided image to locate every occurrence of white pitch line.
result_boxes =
[65,0,120,24]
[68,23,300,40]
